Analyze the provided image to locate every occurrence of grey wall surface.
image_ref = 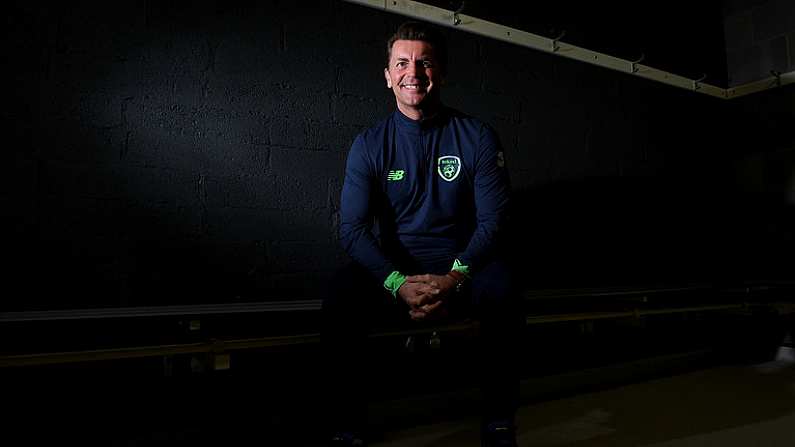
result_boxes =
[724,84,795,278]
[723,0,795,85]
[3,1,791,312]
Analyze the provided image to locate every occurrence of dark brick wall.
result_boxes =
[723,0,795,85]
[2,1,790,312]
[723,85,795,279]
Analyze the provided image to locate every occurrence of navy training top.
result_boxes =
[339,106,510,283]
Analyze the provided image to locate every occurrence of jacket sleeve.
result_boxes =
[456,124,511,272]
[338,135,397,283]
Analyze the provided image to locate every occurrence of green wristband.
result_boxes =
[383,270,407,298]
[451,259,470,278]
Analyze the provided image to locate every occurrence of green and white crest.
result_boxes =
[437,155,461,182]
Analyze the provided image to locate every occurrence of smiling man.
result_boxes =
[322,21,520,447]
[383,38,442,120]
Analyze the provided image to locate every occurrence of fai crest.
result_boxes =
[437,155,461,182]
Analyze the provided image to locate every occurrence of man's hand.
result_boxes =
[399,274,458,321]
[397,278,441,309]
[406,274,457,299]
[408,300,448,321]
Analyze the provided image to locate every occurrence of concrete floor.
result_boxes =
[371,347,795,447]
[7,345,794,446]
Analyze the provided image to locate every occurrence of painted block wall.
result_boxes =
[3,1,790,311]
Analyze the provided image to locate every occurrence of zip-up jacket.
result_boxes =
[339,106,510,283]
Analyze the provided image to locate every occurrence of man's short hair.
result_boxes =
[386,21,448,72]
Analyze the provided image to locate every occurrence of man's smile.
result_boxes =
[385,39,443,119]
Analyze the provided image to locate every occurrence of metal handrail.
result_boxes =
[4,281,785,323]
[525,304,745,325]
[0,300,324,323]
[0,302,754,368]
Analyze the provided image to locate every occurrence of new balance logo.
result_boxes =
[387,170,405,181]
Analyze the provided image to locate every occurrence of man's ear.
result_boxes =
[384,68,392,88]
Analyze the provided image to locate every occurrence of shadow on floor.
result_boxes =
[371,347,795,447]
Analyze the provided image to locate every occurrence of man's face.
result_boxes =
[384,39,444,117]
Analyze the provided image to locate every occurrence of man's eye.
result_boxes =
[422,61,433,68]
[396,61,407,68]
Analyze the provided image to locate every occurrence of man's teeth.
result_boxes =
[402,85,420,89]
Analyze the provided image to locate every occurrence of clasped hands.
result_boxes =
[397,273,458,321]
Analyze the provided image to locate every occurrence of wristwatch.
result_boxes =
[447,269,466,293]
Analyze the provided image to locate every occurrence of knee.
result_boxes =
[470,260,517,311]
[323,262,374,311]
[322,261,390,332]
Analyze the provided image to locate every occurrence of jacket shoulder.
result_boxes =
[445,107,488,132]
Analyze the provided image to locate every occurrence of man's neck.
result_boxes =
[397,102,442,122]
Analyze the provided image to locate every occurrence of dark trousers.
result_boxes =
[321,258,521,432]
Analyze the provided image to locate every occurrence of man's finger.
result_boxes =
[420,302,441,313]
[406,294,431,308]
[401,281,441,308]
[418,284,440,295]
[406,274,432,283]
[415,292,442,307]
[421,301,447,320]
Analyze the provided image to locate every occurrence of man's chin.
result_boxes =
[401,96,426,106]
